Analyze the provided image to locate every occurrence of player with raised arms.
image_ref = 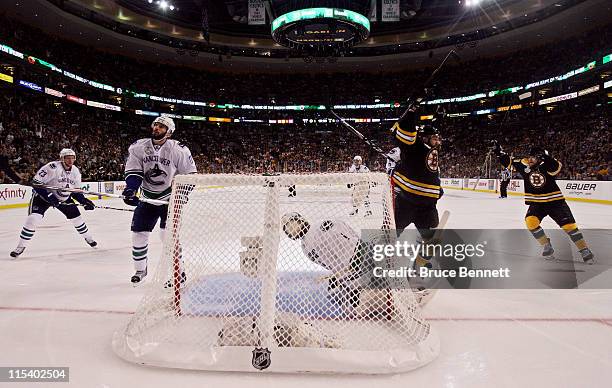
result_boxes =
[493,142,594,263]
[10,148,97,258]
[122,116,197,284]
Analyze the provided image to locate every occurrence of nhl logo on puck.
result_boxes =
[252,347,271,370]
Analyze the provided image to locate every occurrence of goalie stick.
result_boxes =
[31,184,169,205]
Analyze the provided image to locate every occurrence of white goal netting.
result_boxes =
[112,173,439,374]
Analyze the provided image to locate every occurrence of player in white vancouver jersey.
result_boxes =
[10,148,97,258]
[348,155,372,217]
[122,116,197,284]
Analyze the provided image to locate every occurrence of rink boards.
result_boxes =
[1,178,611,210]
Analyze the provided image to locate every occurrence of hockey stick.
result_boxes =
[31,184,169,205]
[66,202,135,212]
[332,49,459,159]
[399,49,461,121]
[330,110,390,160]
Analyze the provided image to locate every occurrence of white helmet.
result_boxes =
[152,115,176,135]
[353,155,362,162]
[281,212,310,240]
[59,148,76,160]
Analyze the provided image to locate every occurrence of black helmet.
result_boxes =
[420,125,440,137]
[528,146,544,158]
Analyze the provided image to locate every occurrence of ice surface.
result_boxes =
[0,190,611,387]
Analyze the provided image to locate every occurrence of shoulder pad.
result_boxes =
[49,162,56,169]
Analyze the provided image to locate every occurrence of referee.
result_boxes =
[499,167,511,198]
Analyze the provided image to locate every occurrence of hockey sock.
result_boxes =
[132,231,150,272]
[71,216,93,240]
[561,223,588,250]
[525,216,549,245]
[17,213,43,248]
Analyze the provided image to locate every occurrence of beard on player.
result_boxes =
[151,122,169,142]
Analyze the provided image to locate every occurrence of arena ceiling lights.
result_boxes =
[464,0,484,7]
[271,8,370,53]
[146,0,177,12]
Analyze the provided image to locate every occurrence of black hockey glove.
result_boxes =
[44,192,60,207]
[539,149,551,161]
[490,140,502,155]
[122,188,140,206]
[82,198,95,211]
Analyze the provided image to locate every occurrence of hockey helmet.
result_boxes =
[59,148,76,161]
[420,125,440,137]
[151,115,176,135]
[528,146,544,157]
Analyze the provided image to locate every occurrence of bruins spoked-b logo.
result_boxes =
[426,148,440,172]
[144,163,168,186]
[252,347,271,370]
[528,172,546,188]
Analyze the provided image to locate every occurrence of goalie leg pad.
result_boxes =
[218,316,260,346]
[274,314,341,348]
[239,236,263,278]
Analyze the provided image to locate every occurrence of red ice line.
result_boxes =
[0,306,611,327]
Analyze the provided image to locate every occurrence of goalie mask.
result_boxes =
[281,212,310,240]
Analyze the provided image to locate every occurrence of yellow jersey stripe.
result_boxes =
[396,133,416,145]
[394,172,440,190]
[393,178,440,198]
[392,122,417,137]
[524,191,563,197]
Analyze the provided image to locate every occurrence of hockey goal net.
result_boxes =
[113,173,439,373]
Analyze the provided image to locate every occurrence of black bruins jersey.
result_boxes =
[390,111,441,205]
[499,153,565,204]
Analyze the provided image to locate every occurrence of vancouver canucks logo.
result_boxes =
[426,148,440,172]
[252,347,271,370]
[144,163,167,186]
[528,172,546,188]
